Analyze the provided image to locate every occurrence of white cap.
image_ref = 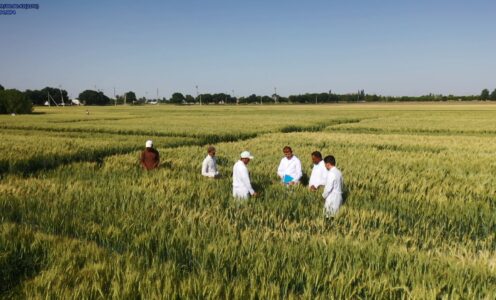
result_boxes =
[145,140,153,148]
[240,151,254,159]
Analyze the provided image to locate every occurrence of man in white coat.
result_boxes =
[322,155,344,217]
[201,146,220,178]
[277,146,302,185]
[309,151,327,191]
[232,151,258,199]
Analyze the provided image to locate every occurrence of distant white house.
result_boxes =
[71,99,82,106]
[146,99,158,105]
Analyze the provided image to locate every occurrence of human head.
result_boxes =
[311,151,322,165]
[283,146,293,159]
[207,146,216,156]
[145,140,153,148]
[323,155,336,170]
[240,151,254,164]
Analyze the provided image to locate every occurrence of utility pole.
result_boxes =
[157,88,159,105]
[114,87,116,106]
[48,91,58,107]
[196,85,202,105]
[274,87,278,103]
[58,85,64,106]
[315,94,318,105]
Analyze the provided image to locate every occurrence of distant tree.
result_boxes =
[115,95,125,105]
[262,95,272,104]
[246,94,258,104]
[78,90,110,105]
[367,94,380,102]
[490,89,496,101]
[25,89,47,105]
[0,84,4,91]
[197,93,212,104]
[185,94,195,103]
[170,92,185,104]
[480,89,490,100]
[0,89,33,114]
[41,87,69,105]
[211,93,229,104]
[124,91,137,104]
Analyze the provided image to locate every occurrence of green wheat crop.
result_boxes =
[1,103,495,299]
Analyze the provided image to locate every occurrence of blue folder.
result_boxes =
[283,175,294,184]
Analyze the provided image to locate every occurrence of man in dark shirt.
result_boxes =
[140,140,160,170]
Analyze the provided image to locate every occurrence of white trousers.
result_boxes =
[233,188,249,199]
[324,193,343,217]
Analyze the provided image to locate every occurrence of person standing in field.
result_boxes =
[309,151,327,191]
[201,146,220,178]
[322,155,344,217]
[232,151,258,199]
[140,140,160,170]
[277,146,302,185]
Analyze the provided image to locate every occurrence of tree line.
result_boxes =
[1,83,496,114]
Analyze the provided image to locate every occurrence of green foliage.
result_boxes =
[78,90,111,105]
[124,91,137,104]
[481,89,490,100]
[0,89,33,114]
[24,87,69,106]
[0,84,4,91]
[171,92,185,104]
[490,89,496,101]
[185,94,195,103]
[0,104,495,298]
[24,89,46,106]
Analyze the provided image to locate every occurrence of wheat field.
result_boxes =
[1,103,495,299]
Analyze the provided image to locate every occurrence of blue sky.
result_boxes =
[1,0,495,98]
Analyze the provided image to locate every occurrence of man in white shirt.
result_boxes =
[309,151,327,191]
[277,146,302,185]
[201,146,220,178]
[322,155,344,217]
[233,151,258,199]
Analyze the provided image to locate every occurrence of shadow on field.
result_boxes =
[342,183,350,205]
[0,146,140,178]
[280,118,362,133]
[0,227,47,298]
[159,160,174,170]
